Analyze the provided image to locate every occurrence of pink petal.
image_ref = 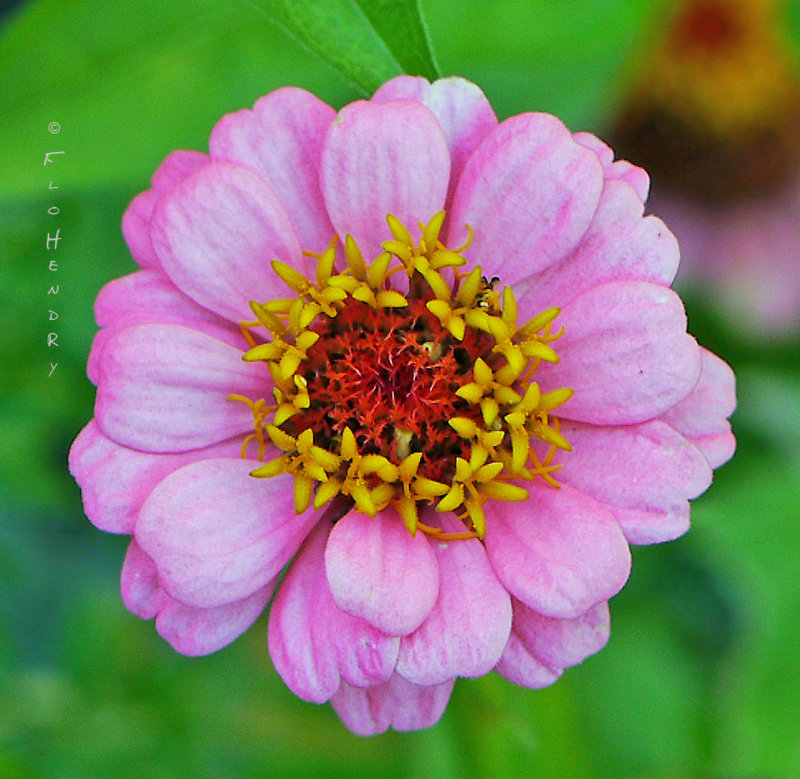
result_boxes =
[155,580,274,657]
[151,161,303,324]
[539,281,702,425]
[94,323,269,453]
[324,510,440,636]
[68,421,247,535]
[485,483,631,619]
[372,76,497,209]
[447,113,604,285]
[87,269,243,384]
[660,347,737,468]
[122,150,208,270]
[209,87,336,257]
[135,459,317,608]
[94,269,240,341]
[320,99,451,252]
[514,179,679,314]
[494,632,561,689]
[268,521,399,703]
[512,598,610,670]
[331,674,454,735]
[121,538,170,619]
[609,505,690,546]
[555,419,712,545]
[396,513,511,686]
[121,538,274,656]
[573,132,650,202]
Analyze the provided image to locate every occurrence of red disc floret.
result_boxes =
[292,295,495,483]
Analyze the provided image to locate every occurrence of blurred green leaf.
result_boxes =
[0,0,357,199]
[249,0,439,94]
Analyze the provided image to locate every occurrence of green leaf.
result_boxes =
[249,0,440,94]
[354,0,439,79]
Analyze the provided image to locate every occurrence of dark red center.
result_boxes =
[291,294,495,482]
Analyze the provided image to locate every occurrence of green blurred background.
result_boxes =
[2,0,800,776]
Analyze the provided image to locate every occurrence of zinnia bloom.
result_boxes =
[613,0,800,339]
[70,75,736,734]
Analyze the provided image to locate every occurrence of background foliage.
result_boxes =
[2,0,799,776]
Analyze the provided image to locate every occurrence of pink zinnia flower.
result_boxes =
[69,75,736,735]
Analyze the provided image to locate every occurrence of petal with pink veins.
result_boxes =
[396,513,511,686]
[87,269,243,384]
[121,538,170,619]
[324,510,440,636]
[121,539,274,656]
[372,75,497,209]
[209,87,336,258]
[514,179,679,315]
[494,632,562,689]
[94,323,269,453]
[155,580,274,657]
[539,281,702,425]
[512,598,610,670]
[573,131,650,201]
[331,673,454,736]
[68,421,250,535]
[660,347,737,469]
[122,150,208,270]
[151,161,303,324]
[485,483,631,619]
[320,99,451,252]
[555,419,712,544]
[447,113,604,285]
[135,459,316,608]
[269,521,399,703]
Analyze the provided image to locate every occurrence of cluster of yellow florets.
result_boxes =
[230,212,573,540]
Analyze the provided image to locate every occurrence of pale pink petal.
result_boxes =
[155,580,274,657]
[151,161,303,324]
[396,513,511,686]
[94,269,240,341]
[320,99,451,252]
[68,421,253,535]
[87,269,243,383]
[135,460,317,608]
[331,674,454,735]
[448,113,604,285]
[514,179,679,314]
[512,599,610,670]
[573,131,650,201]
[494,632,562,689]
[122,150,208,270]
[151,150,212,192]
[94,323,269,453]
[121,538,169,619]
[269,521,399,703]
[485,484,631,619]
[121,538,274,655]
[555,419,712,545]
[372,76,497,209]
[122,190,161,269]
[324,510,440,636]
[539,281,702,425]
[209,87,336,257]
[609,505,690,546]
[660,347,737,468]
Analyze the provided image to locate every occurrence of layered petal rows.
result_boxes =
[70,76,735,734]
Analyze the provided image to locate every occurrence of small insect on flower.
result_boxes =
[70,75,735,735]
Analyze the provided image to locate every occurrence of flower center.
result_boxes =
[230,212,573,540]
